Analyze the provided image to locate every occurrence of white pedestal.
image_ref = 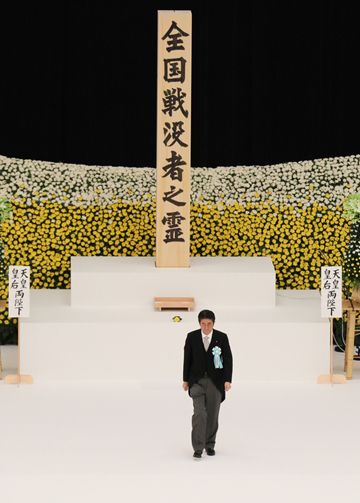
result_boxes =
[21,289,329,382]
[71,256,276,308]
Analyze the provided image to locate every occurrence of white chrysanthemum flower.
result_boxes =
[1,154,360,209]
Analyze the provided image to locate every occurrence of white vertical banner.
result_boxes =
[8,265,30,318]
[321,266,342,318]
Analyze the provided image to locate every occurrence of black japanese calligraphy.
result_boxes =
[9,266,30,317]
[162,88,188,117]
[158,14,191,257]
[162,211,185,228]
[163,57,187,83]
[162,21,189,52]
[162,211,186,243]
[163,121,188,147]
[321,267,342,318]
[163,227,185,243]
[162,150,186,181]
[162,185,186,207]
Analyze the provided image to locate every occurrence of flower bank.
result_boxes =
[1,154,360,328]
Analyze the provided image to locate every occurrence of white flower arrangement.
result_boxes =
[0,154,360,210]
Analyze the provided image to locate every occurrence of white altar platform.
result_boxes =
[19,289,328,382]
[70,256,276,308]
[4,256,327,382]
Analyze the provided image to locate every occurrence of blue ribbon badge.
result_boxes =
[212,346,223,369]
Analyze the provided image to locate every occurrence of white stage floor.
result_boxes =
[1,357,360,503]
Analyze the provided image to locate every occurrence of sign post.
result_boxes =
[318,266,346,384]
[5,265,33,384]
[156,10,192,267]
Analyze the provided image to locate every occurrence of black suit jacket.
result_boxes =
[183,328,233,402]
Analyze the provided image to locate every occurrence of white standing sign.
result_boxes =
[8,265,30,318]
[321,266,342,318]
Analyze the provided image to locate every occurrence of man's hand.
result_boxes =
[182,381,189,391]
[224,382,231,391]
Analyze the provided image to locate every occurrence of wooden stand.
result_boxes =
[318,318,346,384]
[154,297,194,311]
[5,319,33,385]
[343,299,360,379]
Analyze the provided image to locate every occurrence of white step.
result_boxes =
[70,256,276,308]
[21,289,329,382]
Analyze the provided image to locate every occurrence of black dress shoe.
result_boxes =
[206,448,215,456]
[193,451,202,459]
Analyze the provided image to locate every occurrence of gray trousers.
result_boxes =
[189,376,222,452]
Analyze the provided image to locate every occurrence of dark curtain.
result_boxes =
[0,1,359,167]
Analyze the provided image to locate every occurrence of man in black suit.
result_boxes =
[183,309,233,459]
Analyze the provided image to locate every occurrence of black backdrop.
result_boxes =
[1,1,359,167]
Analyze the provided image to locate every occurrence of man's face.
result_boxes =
[200,318,214,335]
